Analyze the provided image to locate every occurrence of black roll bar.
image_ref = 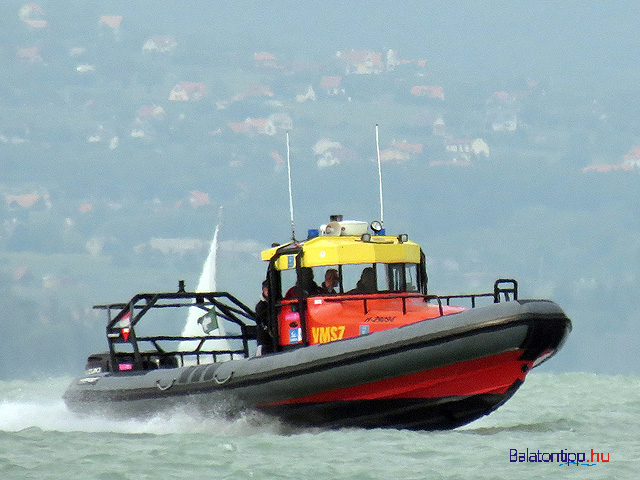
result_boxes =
[96,288,257,370]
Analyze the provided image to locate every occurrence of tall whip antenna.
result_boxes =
[375,124,384,227]
[286,131,296,241]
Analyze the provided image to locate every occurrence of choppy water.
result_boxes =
[1,373,638,479]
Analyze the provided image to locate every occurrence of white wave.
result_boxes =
[0,378,280,435]
[0,398,280,435]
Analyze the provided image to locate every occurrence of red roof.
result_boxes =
[189,191,210,207]
[411,85,444,100]
[17,46,41,60]
[254,52,276,61]
[227,122,250,133]
[338,50,382,66]
[271,151,285,164]
[5,194,40,208]
[100,15,123,29]
[227,118,268,134]
[582,164,633,173]
[392,141,423,154]
[247,118,267,130]
[26,3,45,14]
[623,147,640,160]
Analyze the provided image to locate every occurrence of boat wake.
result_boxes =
[460,418,580,435]
[0,378,280,436]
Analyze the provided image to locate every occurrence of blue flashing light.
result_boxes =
[307,229,320,239]
[375,228,386,236]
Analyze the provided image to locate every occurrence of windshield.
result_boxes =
[280,263,421,297]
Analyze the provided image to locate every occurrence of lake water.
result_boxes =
[1,372,638,479]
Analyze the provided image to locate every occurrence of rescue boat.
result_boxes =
[63,217,571,430]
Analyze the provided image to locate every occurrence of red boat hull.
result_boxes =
[257,350,532,429]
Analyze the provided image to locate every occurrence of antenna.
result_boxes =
[375,124,384,227]
[286,131,296,241]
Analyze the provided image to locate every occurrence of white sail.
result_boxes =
[179,208,231,362]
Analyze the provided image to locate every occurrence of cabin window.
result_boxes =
[385,263,403,291]
[405,263,419,292]
[278,263,420,298]
[280,268,298,298]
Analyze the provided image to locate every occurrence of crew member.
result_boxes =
[351,266,377,293]
[284,267,320,298]
[319,268,339,294]
[255,280,274,354]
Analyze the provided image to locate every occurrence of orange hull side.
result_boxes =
[277,294,466,347]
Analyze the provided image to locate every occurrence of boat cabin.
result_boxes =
[259,218,459,352]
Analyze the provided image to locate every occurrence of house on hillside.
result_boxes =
[336,50,383,75]
[169,82,208,101]
[411,85,445,101]
[142,36,178,54]
[320,76,344,96]
[377,141,424,164]
[392,141,423,155]
[76,64,95,73]
[227,118,277,136]
[486,91,519,132]
[386,49,398,71]
[68,47,87,57]
[412,111,447,137]
[491,113,518,132]
[440,138,490,165]
[379,148,410,163]
[16,46,43,64]
[87,124,118,149]
[228,84,275,103]
[137,105,166,120]
[582,164,634,173]
[445,138,490,163]
[132,106,164,139]
[19,3,47,28]
[4,193,50,209]
[189,191,210,208]
[245,84,274,98]
[271,151,285,165]
[295,86,316,103]
[312,138,360,168]
[131,105,166,140]
[99,15,123,40]
[254,52,278,68]
[584,146,640,173]
[488,91,516,104]
[623,146,640,168]
[268,113,293,131]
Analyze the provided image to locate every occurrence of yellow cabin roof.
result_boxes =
[261,235,422,270]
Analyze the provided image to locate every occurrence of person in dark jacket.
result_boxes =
[319,268,339,294]
[350,266,377,293]
[255,280,274,354]
[284,267,320,299]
